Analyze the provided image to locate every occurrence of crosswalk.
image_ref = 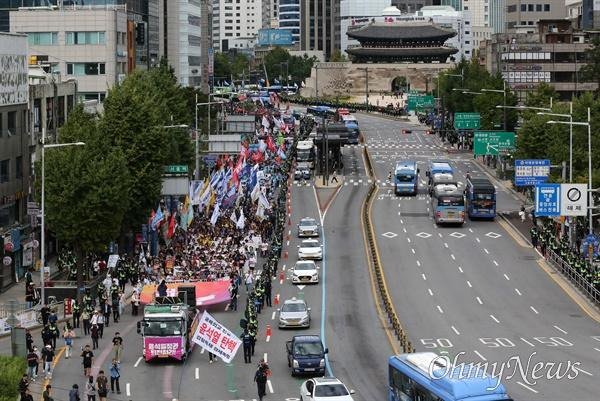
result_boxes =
[362,143,446,150]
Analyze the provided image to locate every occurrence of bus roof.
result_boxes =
[390,353,510,401]
[433,184,461,196]
[395,161,417,173]
[297,140,314,149]
[341,114,357,122]
[468,178,495,192]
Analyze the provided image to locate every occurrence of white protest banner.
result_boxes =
[107,254,120,269]
[192,311,241,363]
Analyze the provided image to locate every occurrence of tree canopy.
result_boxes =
[263,47,317,85]
[580,38,600,93]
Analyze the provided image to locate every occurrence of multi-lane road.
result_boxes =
[14,112,600,401]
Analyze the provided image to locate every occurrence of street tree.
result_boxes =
[580,38,600,94]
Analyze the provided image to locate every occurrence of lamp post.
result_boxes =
[40,135,85,304]
[547,107,594,239]
[536,102,573,182]
[481,80,507,130]
[194,94,225,180]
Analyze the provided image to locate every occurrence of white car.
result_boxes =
[292,261,319,284]
[300,377,355,401]
[278,298,311,328]
[298,239,323,260]
[298,217,320,237]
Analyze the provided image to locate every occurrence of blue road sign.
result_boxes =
[515,159,550,186]
[535,183,561,217]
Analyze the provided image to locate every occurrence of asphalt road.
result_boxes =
[359,113,600,401]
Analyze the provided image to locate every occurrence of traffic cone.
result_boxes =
[274,294,280,305]
[279,271,285,282]
[288,217,291,226]
[283,250,288,259]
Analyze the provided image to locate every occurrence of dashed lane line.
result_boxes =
[503,274,510,281]
[476,297,483,305]
[475,238,480,243]
[428,288,433,296]
[490,315,500,323]
[451,326,460,335]
[126,383,131,397]
[267,380,274,394]
[483,248,489,254]
[195,367,199,380]
[264,353,268,363]
[411,248,416,254]
[474,350,487,361]
[515,288,522,296]
[451,254,456,260]
[416,260,421,267]
[437,305,444,314]
[422,273,427,281]
[271,311,276,320]
[134,356,143,368]
[521,338,536,347]
[530,306,539,314]
[517,381,539,394]
[458,266,463,273]
[553,325,568,334]
[466,280,472,288]
[493,260,499,266]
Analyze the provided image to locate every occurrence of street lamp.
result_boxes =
[537,102,573,182]
[160,124,189,129]
[40,137,85,304]
[547,107,593,237]
[194,94,226,180]
[481,81,507,130]
[496,105,551,112]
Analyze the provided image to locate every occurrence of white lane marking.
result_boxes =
[444,242,449,248]
[126,383,131,397]
[530,306,539,314]
[134,356,143,368]
[286,240,290,246]
[476,297,483,305]
[521,337,536,347]
[437,305,444,314]
[476,237,481,243]
[493,260,499,266]
[195,367,199,380]
[411,248,416,254]
[264,353,268,363]
[451,326,460,335]
[450,254,456,260]
[416,260,421,267]
[400,219,404,224]
[483,248,489,254]
[403,228,407,233]
[288,230,291,236]
[438,233,443,238]
[271,311,276,320]
[515,288,522,296]
[553,325,568,335]
[594,348,600,352]
[468,228,473,233]
[466,280,472,288]
[422,273,427,281]
[490,314,500,323]
[427,288,434,296]
[503,274,510,281]
[474,350,487,361]
[458,266,464,273]
[267,379,274,394]
[407,238,412,243]
[517,381,539,394]
[266,335,271,342]
[282,264,286,271]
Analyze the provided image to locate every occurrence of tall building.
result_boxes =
[570,0,600,30]
[340,0,391,53]
[10,4,129,103]
[489,0,506,33]
[463,0,494,51]
[391,0,434,13]
[300,0,340,59]
[418,6,472,60]
[279,0,300,43]
[440,0,461,9]
[212,0,263,52]
[160,0,206,88]
[262,0,279,28]
[506,0,567,32]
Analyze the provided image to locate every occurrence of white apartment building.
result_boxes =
[161,0,205,87]
[10,5,128,103]
[213,0,263,52]
[418,6,473,60]
[340,0,391,52]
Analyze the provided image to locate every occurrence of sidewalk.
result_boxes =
[0,256,61,304]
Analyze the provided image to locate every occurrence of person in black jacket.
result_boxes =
[254,361,270,401]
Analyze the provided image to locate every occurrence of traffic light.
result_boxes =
[135,22,145,45]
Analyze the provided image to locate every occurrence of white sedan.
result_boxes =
[298,239,323,260]
[292,260,319,284]
[300,377,355,401]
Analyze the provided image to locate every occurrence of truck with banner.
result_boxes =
[136,297,200,362]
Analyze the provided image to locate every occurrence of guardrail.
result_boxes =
[546,250,600,307]
[361,146,413,353]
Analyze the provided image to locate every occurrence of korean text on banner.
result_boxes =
[144,337,184,361]
[192,311,241,363]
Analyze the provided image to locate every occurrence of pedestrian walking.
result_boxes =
[63,325,74,359]
[245,271,254,293]
[112,332,123,363]
[48,323,59,349]
[81,344,94,377]
[254,360,269,401]
[112,295,120,323]
[96,371,108,401]
[42,384,54,401]
[131,290,140,316]
[96,313,105,339]
[18,373,29,400]
[41,325,52,347]
[26,329,33,352]
[81,309,91,336]
[21,388,34,401]
[264,279,272,307]
[90,324,99,350]
[85,375,96,401]
[27,347,39,380]
[40,304,50,326]
[42,344,55,379]
[109,359,121,394]
[72,301,81,329]
[102,302,111,327]
[69,384,80,401]
[242,330,252,363]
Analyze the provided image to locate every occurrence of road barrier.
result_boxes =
[546,250,600,307]
[361,146,414,354]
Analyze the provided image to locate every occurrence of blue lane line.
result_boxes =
[319,222,334,377]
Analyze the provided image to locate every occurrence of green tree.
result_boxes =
[524,82,556,108]
[214,52,250,81]
[43,106,130,291]
[330,50,348,62]
[263,47,317,85]
[580,38,600,93]
[0,356,26,401]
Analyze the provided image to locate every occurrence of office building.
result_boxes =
[279,0,300,43]
[10,4,128,103]
[212,0,263,52]
[568,0,600,30]
[506,0,567,32]
[440,0,461,9]
[262,0,279,28]
[0,32,29,289]
[418,6,473,60]
[340,0,391,53]
[391,0,434,13]
[480,19,597,102]
[300,0,340,60]
[463,0,494,50]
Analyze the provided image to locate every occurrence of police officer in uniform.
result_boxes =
[72,301,81,329]
[241,330,252,363]
[247,317,258,356]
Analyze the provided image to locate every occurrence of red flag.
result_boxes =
[252,151,264,164]
[167,214,176,238]
[267,135,277,153]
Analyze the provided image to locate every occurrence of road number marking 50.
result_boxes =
[420,338,454,348]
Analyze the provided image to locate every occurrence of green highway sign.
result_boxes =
[164,165,188,174]
[454,112,481,130]
[473,131,516,156]
[407,95,435,111]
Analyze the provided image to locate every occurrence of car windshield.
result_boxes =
[302,241,319,247]
[143,319,182,336]
[282,303,306,312]
[314,384,349,397]
[295,263,315,271]
[301,219,316,226]
[294,342,323,356]
[396,174,415,182]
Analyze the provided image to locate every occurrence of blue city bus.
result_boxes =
[306,105,331,119]
[394,161,419,195]
[432,184,465,225]
[465,177,497,219]
[341,115,360,144]
[389,353,513,401]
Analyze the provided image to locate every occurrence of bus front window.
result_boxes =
[396,174,415,182]
[472,193,494,209]
[144,320,183,336]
